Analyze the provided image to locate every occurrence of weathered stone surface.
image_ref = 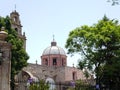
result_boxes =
[0,35,11,90]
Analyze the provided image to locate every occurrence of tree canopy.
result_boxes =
[65,16,120,89]
[107,0,119,5]
[0,16,29,89]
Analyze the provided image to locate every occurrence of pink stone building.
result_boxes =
[15,40,89,90]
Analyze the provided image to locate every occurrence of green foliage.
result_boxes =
[0,16,29,89]
[75,80,94,90]
[65,16,120,88]
[83,70,90,79]
[67,80,94,90]
[29,80,49,90]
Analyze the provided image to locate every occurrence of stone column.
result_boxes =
[0,27,12,90]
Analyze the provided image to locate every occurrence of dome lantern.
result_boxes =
[51,41,56,46]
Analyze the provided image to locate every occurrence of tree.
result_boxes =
[65,16,120,89]
[68,80,94,90]
[0,16,29,90]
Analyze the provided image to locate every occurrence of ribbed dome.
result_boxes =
[42,41,66,55]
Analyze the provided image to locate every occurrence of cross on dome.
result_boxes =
[51,35,56,46]
[15,4,16,11]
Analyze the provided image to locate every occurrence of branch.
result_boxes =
[107,0,119,5]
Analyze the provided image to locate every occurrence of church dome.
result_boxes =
[42,41,66,55]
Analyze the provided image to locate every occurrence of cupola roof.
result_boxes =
[42,40,66,56]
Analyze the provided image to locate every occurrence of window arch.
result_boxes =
[72,72,77,80]
[13,16,18,22]
[53,58,57,65]
[62,58,64,66]
[45,59,48,65]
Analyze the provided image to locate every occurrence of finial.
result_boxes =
[73,63,74,68]
[36,60,38,65]
[53,34,55,41]
[23,32,25,36]
[0,27,8,41]
[14,4,16,11]
[1,27,5,31]
[51,35,57,46]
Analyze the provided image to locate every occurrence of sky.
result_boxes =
[0,0,120,67]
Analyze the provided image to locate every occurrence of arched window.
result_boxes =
[13,17,17,22]
[45,59,48,65]
[72,72,77,80]
[53,58,57,65]
[62,58,64,66]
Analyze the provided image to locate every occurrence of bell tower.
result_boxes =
[10,10,26,50]
[10,10,22,35]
